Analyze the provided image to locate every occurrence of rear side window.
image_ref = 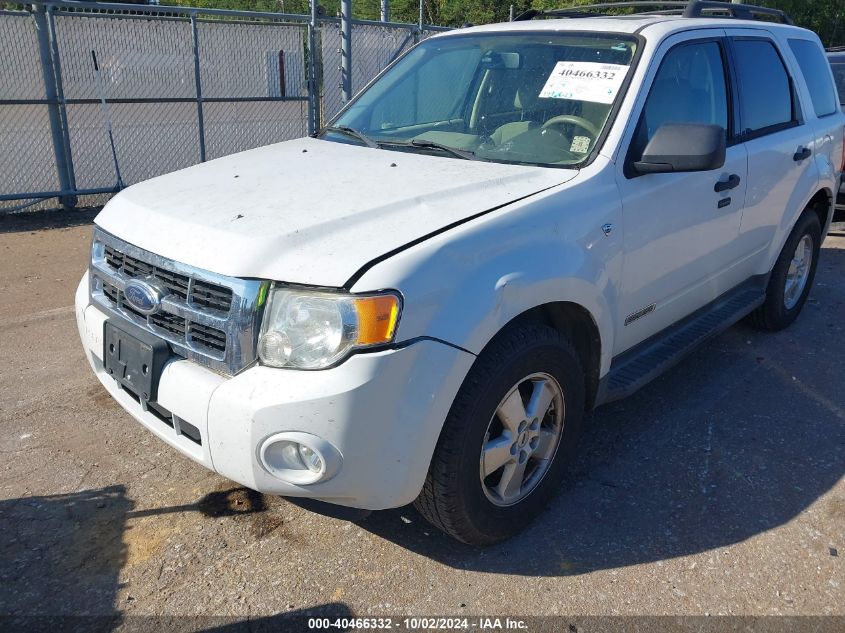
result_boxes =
[731,39,796,136]
[789,39,838,116]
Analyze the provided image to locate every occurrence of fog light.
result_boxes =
[259,432,341,485]
[266,440,319,472]
[298,444,323,473]
[279,441,303,468]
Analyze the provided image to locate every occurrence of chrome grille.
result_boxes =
[89,227,267,375]
[104,244,193,302]
[190,281,233,312]
[188,322,227,353]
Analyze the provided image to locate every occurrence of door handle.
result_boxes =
[793,146,812,161]
[714,174,741,193]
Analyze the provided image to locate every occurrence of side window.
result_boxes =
[788,39,838,117]
[731,39,796,135]
[631,41,728,159]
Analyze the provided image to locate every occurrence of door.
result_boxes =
[614,36,749,355]
[725,31,820,276]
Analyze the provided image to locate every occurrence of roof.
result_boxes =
[436,15,813,40]
[514,1,792,24]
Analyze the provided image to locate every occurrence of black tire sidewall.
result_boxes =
[449,327,585,542]
[766,212,822,326]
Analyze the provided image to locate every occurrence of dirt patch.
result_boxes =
[195,484,287,539]
[196,486,267,518]
[827,496,845,522]
[86,383,121,409]
[124,520,170,568]
[249,510,286,539]
[0,224,93,321]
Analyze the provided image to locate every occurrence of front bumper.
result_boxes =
[76,273,475,509]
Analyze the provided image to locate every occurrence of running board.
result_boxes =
[595,276,767,406]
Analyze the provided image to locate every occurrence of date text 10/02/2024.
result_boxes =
[306,617,529,630]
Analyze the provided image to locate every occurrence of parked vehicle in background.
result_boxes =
[828,47,845,105]
[828,47,845,219]
[76,1,845,545]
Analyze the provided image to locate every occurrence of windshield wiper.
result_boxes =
[408,139,478,161]
[323,125,379,149]
[380,138,479,161]
[325,129,479,161]
[411,139,480,160]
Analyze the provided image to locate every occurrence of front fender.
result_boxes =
[352,167,623,378]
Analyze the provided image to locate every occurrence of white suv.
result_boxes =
[76,1,845,544]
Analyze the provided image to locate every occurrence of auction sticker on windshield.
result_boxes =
[539,61,629,104]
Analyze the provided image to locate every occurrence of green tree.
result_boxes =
[60,0,839,45]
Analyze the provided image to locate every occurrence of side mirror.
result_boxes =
[633,123,726,175]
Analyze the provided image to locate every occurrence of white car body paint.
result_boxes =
[352,156,624,375]
[76,274,475,508]
[77,15,845,510]
[95,137,575,288]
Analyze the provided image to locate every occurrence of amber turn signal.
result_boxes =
[354,295,400,345]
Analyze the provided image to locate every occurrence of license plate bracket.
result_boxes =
[103,320,171,402]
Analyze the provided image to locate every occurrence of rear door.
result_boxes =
[788,38,845,221]
[724,30,819,275]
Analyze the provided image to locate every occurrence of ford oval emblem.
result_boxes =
[123,278,165,315]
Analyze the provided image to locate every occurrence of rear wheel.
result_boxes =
[414,324,584,545]
[747,210,821,331]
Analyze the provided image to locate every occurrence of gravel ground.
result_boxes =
[0,214,843,627]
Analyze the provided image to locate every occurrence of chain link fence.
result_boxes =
[0,1,449,212]
[318,18,442,119]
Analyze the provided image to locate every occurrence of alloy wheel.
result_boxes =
[479,372,565,507]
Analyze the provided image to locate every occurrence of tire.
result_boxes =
[414,324,585,545]
[747,210,821,332]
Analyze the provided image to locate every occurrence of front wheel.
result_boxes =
[414,324,584,545]
[747,210,821,331]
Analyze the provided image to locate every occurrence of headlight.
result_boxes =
[257,287,401,369]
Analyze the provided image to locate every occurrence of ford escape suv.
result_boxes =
[76,1,845,544]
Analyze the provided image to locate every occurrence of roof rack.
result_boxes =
[827,46,845,53]
[515,1,793,25]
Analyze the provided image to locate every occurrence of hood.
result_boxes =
[96,137,575,287]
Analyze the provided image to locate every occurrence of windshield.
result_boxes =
[327,32,639,167]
